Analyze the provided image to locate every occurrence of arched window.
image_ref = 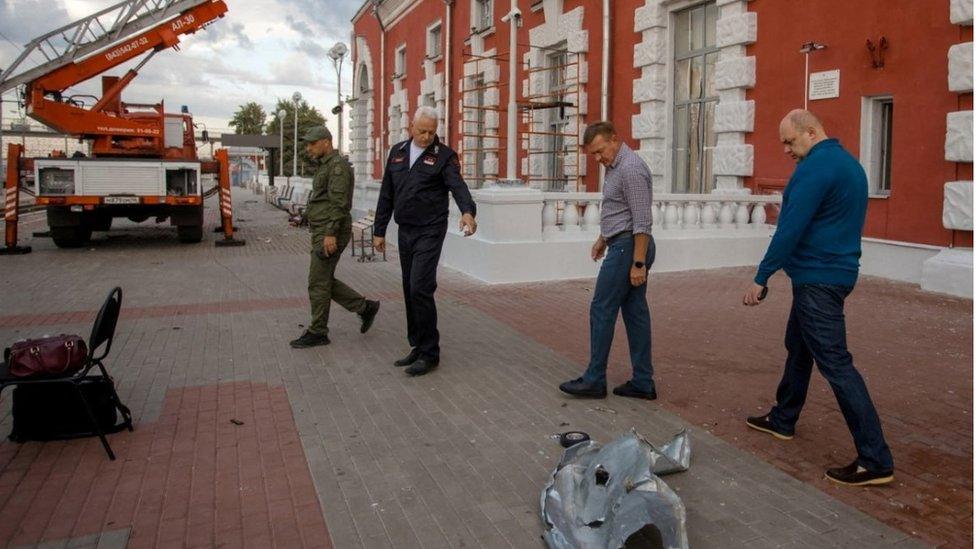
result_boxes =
[358,64,370,95]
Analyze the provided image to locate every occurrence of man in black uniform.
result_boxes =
[373,106,477,376]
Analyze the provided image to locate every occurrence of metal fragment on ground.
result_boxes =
[541,429,691,549]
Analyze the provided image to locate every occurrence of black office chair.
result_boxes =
[0,287,133,460]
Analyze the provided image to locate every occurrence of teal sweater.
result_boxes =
[755,139,868,288]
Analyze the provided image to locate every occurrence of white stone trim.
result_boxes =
[417,59,446,133]
[350,36,376,186]
[943,181,974,230]
[948,42,973,93]
[945,111,973,163]
[387,79,410,149]
[950,0,974,25]
[633,0,756,193]
[522,0,589,189]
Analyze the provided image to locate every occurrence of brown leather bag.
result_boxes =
[5,335,88,377]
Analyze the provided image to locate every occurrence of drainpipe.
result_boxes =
[599,0,611,189]
[443,0,453,143]
[372,2,386,157]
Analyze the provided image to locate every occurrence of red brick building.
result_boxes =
[349,0,973,293]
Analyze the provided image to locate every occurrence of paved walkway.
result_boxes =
[0,188,968,548]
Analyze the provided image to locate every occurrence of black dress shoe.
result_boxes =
[825,460,894,486]
[359,300,380,334]
[394,348,421,367]
[746,413,794,440]
[558,377,607,398]
[289,330,330,348]
[612,381,657,400]
[405,358,439,376]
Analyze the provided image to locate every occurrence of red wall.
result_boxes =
[746,0,973,247]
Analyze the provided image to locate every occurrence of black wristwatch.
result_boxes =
[633,261,644,269]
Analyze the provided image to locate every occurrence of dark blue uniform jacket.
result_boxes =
[374,136,477,237]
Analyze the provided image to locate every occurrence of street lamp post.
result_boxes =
[277,108,286,177]
[327,42,349,154]
[292,91,302,176]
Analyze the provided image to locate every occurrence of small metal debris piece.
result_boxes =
[541,429,691,549]
[590,406,618,415]
[229,419,244,426]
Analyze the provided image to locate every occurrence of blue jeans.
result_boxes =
[769,284,894,472]
[582,234,655,392]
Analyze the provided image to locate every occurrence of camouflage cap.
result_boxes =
[301,125,333,143]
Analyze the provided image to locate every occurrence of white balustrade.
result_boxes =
[539,192,782,238]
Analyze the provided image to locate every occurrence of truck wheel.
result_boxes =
[177,224,204,243]
[51,225,92,248]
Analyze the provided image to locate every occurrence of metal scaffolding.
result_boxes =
[458,49,507,188]
[519,44,583,192]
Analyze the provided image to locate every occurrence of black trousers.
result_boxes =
[397,223,447,360]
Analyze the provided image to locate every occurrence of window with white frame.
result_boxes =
[672,2,719,194]
[474,0,493,32]
[394,45,406,79]
[859,96,893,195]
[545,47,570,192]
[427,23,442,59]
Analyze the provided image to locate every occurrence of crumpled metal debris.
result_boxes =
[541,429,691,549]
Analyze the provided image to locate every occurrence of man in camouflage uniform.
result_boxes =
[290,126,380,348]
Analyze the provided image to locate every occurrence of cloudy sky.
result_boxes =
[0,0,363,143]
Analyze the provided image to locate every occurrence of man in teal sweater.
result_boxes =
[743,109,894,487]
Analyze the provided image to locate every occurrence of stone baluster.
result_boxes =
[582,201,600,231]
[701,201,717,228]
[750,202,767,228]
[542,199,558,232]
[682,201,699,229]
[564,200,580,230]
[718,201,734,228]
[652,201,662,228]
[663,202,679,230]
[734,201,751,228]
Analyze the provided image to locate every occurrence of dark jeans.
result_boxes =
[582,234,655,392]
[769,284,894,472]
[397,223,447,361]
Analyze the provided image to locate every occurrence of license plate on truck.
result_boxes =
[103,196,140,204]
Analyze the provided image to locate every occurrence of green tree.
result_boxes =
[228,102,267,135]
[265,98,327,177]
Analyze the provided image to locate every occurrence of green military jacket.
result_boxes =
[306,150,354,249]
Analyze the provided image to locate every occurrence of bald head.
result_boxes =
[779,109,828,162]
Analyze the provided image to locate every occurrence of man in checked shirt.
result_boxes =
[559,121,658,400]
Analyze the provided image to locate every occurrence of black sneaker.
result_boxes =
[825,461,894,486]
[289,330,330,348]
[746,413,794,440]
[405,358,439,376]
[612,381,657,400]
[394,348,421,367]
[558,377,607,398]
[359,300,380,334]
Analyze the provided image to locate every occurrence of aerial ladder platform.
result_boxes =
[1,0,244,253]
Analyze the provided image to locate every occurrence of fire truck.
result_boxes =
[1,0,242,251]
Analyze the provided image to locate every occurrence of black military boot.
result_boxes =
[359,300,380,334]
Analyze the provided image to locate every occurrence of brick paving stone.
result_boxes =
[0,188,961,547]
